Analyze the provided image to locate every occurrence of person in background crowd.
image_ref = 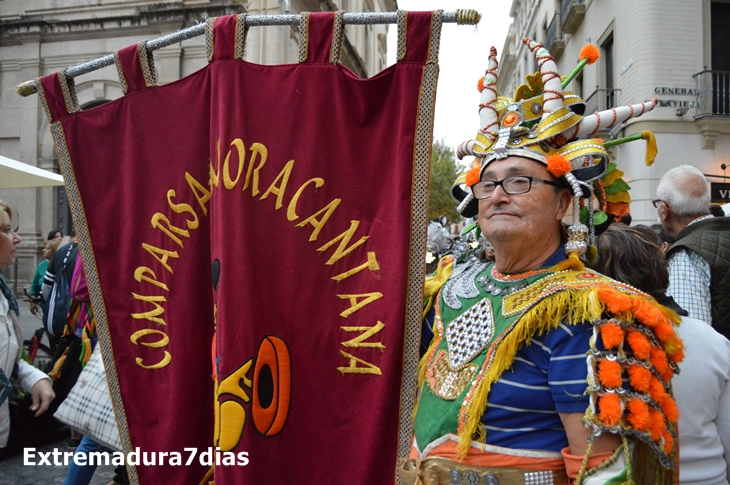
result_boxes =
[655,165,730,339]
[41,228,81,449]
[0,200,55,452]
[29,237,61,317]
[47,229,63,242]
[709,205,726,217]
[651,223,675,254]
[591,223,730,485]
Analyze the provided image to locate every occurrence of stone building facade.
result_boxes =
[0,0,396,288]
[497,0,730,225]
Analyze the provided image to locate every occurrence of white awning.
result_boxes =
[0,155,64,189]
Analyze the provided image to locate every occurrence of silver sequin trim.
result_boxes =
[442,262,488,310]
[539,110,574,133]
[524,470,554,484]
[446,298,494,370]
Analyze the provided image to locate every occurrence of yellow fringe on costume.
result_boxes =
[422,256,455,320]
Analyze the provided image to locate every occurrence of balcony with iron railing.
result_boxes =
[584,88,621,118]
[544,13,565,60]
[694,70,730,118]
[561,0,586,34]
[693,70,730,149]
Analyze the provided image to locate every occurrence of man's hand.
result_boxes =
[30,379,55,417]
[29,302,38,315]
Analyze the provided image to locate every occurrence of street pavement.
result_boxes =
[0,299,116,484]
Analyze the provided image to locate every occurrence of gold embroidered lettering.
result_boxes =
[130,329,171,369]
[318,220,369,265]
[167,190,199,230]
[151,213,190,248]
[130,293,167,325]
[287,178,324,222]
[336,292,383,318]
[332,251,379,281]
[296,198,341,241]
[248,143,268,196]
[135,353,171,370]
[224,139,246,189]
[210,139,221,191]
[141,243,179,274]
[133,267,169,292]
[341,321,385,349]
[337,351,382,375]
[185,172,211,217]
[260,160,295,210]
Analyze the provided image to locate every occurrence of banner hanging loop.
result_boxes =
[15,10,480,97]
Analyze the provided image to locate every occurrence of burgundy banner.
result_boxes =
[41,11,438,485]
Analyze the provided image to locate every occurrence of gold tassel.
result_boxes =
[642,130,657,166]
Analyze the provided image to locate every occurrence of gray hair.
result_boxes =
[656,165,710,217]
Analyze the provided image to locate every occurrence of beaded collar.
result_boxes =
[489,265,555,282]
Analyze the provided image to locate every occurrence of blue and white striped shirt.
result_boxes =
[481,321,595,451]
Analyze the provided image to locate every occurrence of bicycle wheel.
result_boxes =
[23,340,54,374]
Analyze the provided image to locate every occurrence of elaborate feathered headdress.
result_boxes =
[452,39,658,256]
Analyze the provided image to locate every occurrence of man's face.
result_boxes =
[477,156,569,245]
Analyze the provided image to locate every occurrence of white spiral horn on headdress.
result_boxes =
[478,47,500,136]
[456,47,501,161]
[523,37,564,120]
[572,98,658,139]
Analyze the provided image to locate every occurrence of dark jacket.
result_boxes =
[667,216,730,339]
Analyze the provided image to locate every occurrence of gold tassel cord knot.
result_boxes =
[455,9,481,25]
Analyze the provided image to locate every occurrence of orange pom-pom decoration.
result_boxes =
[477,77,485,92]
[650,347,673,382]
[627,330,651,360]
[598,287,633,314]
[598,393,622,427]
[667,340,685,364]
[649,376,669,405]
[627,365,652,393]
[626,398,650,431]
[649,409,666,441]
[660,396,680,423]
[546,154,572,178]
[597,359,623,388]
[632,299,663,328]
[580,44,600,65]
[662,431,674,454]
[465,166,481,187]
[653,320,675,343]
[600,323,624,349]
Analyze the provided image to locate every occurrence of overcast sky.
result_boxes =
[386,1,513,161]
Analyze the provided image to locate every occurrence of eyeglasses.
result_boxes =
[652,199,665,209]
[471,176,562,199]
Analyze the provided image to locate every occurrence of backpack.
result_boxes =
[43,244,74,337]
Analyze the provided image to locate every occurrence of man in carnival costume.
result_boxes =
[404,39,683,485]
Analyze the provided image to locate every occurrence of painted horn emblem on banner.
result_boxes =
[212,258,292,451]
[215,336,292,450]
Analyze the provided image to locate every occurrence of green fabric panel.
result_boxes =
[413,264,557,451]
